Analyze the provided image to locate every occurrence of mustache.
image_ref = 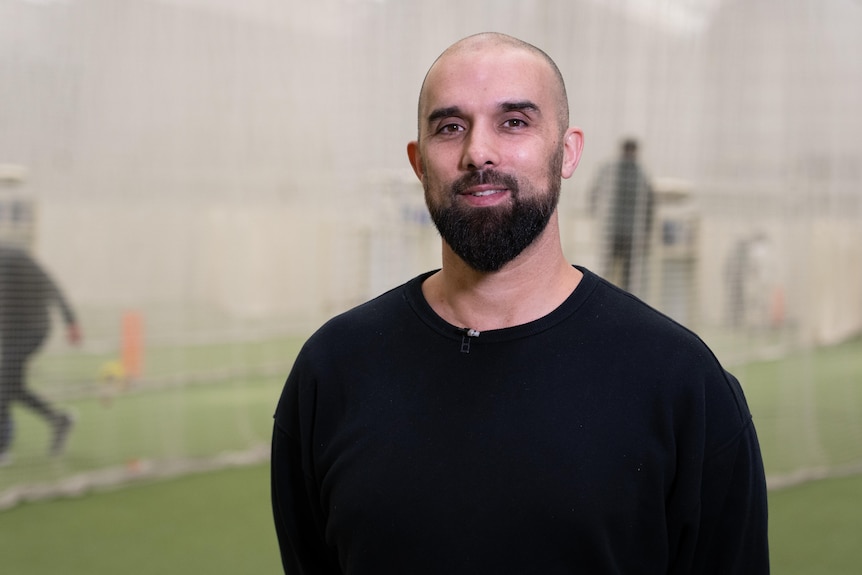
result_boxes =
[450,170,520,196]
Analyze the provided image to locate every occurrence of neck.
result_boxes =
[422,218,582,331]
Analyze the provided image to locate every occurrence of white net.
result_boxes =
[1,0,861,507]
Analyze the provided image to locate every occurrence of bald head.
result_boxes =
[417,33,570,135]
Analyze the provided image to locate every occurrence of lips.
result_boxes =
[463,186,508,197]
[448,171,519,208]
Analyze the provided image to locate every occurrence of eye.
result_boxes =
[436,122,465,134]
[503,118,528,128]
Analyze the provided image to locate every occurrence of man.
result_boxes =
[590,138,655,294]
[0,246,80,463]
[272,32,769,574]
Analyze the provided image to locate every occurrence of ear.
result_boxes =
[407,140,424,181]
[560,127,584,179]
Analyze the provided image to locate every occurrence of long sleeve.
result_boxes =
[691,418,770,573]
[270,423,335,574]
[39,265,77,326]
[668,367,770,575]
[271,361,341,575]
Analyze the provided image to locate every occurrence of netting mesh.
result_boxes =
[1,0,861,507]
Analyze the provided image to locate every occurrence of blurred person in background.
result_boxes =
[725,232,774,330]
[272,32,768,574]
[589,138,655,294]
[0,245,81,464]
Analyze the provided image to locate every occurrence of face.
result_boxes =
[407,40,583,272]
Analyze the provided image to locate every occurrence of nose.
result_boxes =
[461,123,499,171]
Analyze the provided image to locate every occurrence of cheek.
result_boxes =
[420,170,453,207]
[513,149,536,169]
[419,152,457,187]
[514,152,552,186]
[422,145,459,174]
[509,138,548,170]
[422,169,449,194]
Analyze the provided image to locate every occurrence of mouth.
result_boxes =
[469,189,505,198]
[461,185,508,198]
[450,170,518,206]
[456,185,511,208]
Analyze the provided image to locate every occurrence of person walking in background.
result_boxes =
[0,245,81,464]
[272,32,768,574]
[590,138,655,294]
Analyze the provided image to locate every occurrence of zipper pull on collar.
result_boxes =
[459,327,481,353]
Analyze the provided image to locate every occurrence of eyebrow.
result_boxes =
[425,100,542,126]
[426,106,462,125]
[500,100,541,115]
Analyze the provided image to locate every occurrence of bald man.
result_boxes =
[272,33,769,574]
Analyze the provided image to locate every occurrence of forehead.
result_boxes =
[420,45,556,117]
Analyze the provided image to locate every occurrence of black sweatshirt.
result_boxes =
[0,246,76,337]
[272,267,769,574]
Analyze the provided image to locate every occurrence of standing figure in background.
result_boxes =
[725,232,773,329]
[0,246,81,464]
[590,138,655,294]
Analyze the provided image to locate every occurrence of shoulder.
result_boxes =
[581,271,702,348]
[580,270,752,441]
[600,281,727,381]
[274,274,428,429]
[0,247,31,267]
[308,278,415,344]
[292,272,432,372]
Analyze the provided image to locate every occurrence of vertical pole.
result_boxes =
[121,311,144,381]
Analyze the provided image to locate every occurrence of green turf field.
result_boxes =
[0,336,306,498]
[1,335,861,572]
[769,474,862,574]
[5,334,860,495]
[734,335,862,481]
[0,465,282,574]
[0,375,279,497]
[1,464,861,574]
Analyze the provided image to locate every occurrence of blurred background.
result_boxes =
[1,0,861,572]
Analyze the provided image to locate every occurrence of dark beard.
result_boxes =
[425,163,562,273]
